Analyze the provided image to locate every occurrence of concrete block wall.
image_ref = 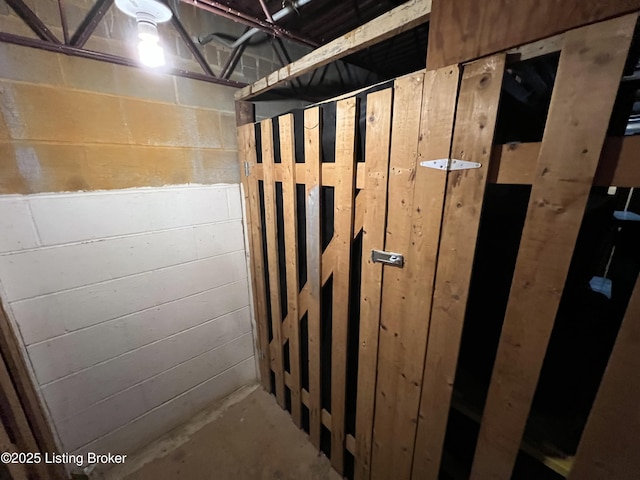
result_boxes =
[0,42,242,194]
[0,186,256,464]
[0,9,309,195]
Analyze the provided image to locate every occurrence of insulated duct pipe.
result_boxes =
[180,0,317,47]
[230,0,314,48]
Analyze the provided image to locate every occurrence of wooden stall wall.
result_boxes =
[237,12,640,480]
[468,14,637,480]
[0,305,60,479]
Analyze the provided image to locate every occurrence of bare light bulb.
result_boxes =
[137,20,164,67]
[138,37,165,68]
[115,0,172,69]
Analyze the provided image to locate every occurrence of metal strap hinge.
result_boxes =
[420,158,482,171]
[244,161,250,177]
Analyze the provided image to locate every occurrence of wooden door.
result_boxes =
[235,57,496,478]
[236,64,461,478]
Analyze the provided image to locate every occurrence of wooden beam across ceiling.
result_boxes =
[426,0,640,70]
[235,0,432,101]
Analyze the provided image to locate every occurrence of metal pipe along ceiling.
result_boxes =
[180,0,317,47]
[230,0,315,48]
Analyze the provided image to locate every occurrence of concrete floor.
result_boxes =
[106,385,340,480]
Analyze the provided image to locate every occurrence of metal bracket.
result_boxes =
[420,158,482,171]
[244,161,251,177]
[371,250,404,268]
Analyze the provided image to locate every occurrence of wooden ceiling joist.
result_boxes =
[235,0,432,101]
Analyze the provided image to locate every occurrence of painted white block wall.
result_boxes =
[0,185,257,464]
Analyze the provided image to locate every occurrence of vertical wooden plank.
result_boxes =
[353,189,365,238]
[237,124,271,391]
[470,14,637,480]
[0,310,49,479]
[331,97,358,474]
[261,119,286,408]
[0,415,29,480]
[371,66,460,480]
[388,65,459,477]
[412,53,506,480]
[370,72,425,480]
[0,306,63,480]
[280,114,302,427]
[305,107,323,448]
[354,88,393,480]
[568,274,640,480]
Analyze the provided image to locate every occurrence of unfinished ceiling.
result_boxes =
[0,0,427,101]
[200,0,407,45]
[2,0,638,119]
[180,0,428,99]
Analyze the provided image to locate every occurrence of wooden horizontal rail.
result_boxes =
[249,136,640,188]
[489,136,640,187]
[235,0,432,100]
[251,162,367,189]
[283,372,357,455]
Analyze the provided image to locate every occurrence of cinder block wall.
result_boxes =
[0,186,255,457]
[0,42,243,193]
[0,0,305,470]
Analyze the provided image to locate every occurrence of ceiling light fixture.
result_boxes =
[115,0,172,68]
